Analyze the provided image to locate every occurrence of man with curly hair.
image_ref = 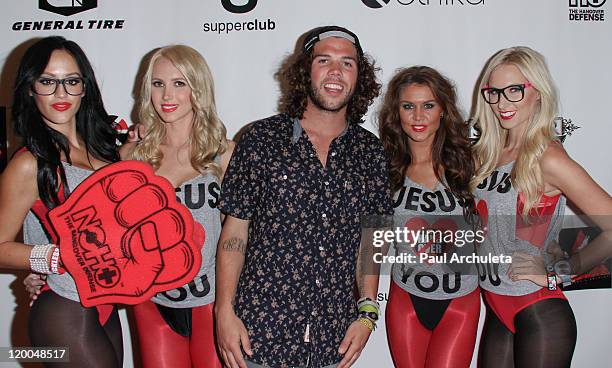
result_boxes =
[216,26,393,368]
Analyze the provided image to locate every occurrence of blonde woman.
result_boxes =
[471,46,612,367]
[122,45,233,368]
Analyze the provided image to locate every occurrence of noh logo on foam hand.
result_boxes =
[362,0,391,9]
[221,0,258,14]
[39,0,98,16]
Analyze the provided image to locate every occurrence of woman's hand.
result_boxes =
[24,273,46,307]
[508,251,547,287]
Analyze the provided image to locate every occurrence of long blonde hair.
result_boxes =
[129,45,227,178]
[470,46,559,216]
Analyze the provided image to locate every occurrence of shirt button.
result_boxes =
[324,181,329,186]
[322,213,327,218]
[282,175,287,180]
[331,152,336,157]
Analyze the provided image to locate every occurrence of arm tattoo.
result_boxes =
[221,237,247,254]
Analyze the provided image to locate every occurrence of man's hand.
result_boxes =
[337,319,372,368]
[215,306,252,368]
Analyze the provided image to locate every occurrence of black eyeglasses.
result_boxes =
[31,77,85,96]
[480,82,533,104]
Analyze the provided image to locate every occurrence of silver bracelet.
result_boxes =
[29,244,55,274]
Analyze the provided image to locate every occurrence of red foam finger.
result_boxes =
[101,167,148,202]
[115,184,168,227]
[45,161,203,307]
[155,241,198,285]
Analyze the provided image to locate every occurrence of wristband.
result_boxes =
[357,317,374,332]
[359,311,379,322]
[553,259,572,287]
[358,304,379,315]
[29,244,56,274]
[546,265,557,291]
[49,246,61,274]
[357,297,380,312]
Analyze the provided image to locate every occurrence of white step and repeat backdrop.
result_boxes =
[1,1,610,367]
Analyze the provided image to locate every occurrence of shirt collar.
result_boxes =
[291,117,351,144]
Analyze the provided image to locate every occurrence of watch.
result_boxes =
[553,259,572,287]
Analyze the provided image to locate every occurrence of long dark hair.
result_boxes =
[378,66,475,213]
[275,41,381,124]
[12,36,119,208]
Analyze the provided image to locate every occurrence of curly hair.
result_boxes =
[129,45,227,178]
[275,39,381,124]
[378,66,475,214]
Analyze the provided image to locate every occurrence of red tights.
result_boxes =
[386,281,480,368]
[133,300,222,368]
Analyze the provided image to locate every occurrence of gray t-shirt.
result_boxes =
[391,176,479,300]
[474,161,565,296]
[150,171,221,308]
[24,163,91,302]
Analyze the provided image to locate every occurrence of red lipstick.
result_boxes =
[161,104,178,113]
[51,102,72,112]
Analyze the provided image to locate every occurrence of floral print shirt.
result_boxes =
[219,114,393,368]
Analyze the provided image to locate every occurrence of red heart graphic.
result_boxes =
[404,217,458,265]
[474,199,489,248]
[515,192,560,247]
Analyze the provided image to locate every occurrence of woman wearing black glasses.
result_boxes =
[471,46,612,367]
[0,36,122,367]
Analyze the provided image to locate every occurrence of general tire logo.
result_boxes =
[39,0,97,16]
[362,0,391,9]
[221,0,257,14]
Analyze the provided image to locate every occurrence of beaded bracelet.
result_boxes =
[29,244,56,274]
[29,244,60,274]
[357,317,374,332]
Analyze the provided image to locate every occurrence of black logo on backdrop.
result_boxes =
[569,0,606,21]
[12,0,124,31]
[205,0,276,34]
[570,0,607,7]
[222,0,257,13]
[39,0,98,16]
[362,0,391,9]
[361,0,484,9]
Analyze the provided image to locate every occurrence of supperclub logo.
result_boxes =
[362,0,484,9]
[569,0,606,21]
[39,0,97,16]
[203,0,276,35]
[11,0,125,31]
[221,0,258,14]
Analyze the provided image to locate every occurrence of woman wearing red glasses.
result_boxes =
[471,46,612,367]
